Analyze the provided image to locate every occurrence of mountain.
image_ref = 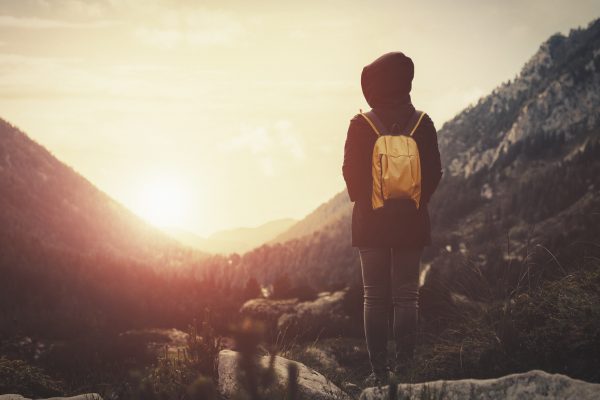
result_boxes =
[167,218,297,254]
[223,18,600,291]
[440,28,600,178]
[0,119,205,266]
[429,18,600,251]
[270,192,351,244]
[0,120,217,336]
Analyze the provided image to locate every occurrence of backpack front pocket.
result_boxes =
[382,154,415,200]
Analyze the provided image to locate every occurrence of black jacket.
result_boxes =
[342,103,442,248]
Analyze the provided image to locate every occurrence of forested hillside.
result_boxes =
[270,191,352,244]
[0,119,205,266]
[0,121,226,337]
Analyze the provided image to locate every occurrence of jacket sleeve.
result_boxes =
[418,114,443,204]
[342,116,372,203]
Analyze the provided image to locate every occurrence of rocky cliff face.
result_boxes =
[428,19,600,257]
[439,20,600,177]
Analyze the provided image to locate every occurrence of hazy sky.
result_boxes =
[1,0,598,235]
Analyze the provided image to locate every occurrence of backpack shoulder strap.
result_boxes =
[407,110,427,137]
[359,110,389,136]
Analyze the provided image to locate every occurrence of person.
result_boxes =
[342,52,442,385]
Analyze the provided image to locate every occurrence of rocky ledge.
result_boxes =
[218,349,350,400]
[360,369,600,400]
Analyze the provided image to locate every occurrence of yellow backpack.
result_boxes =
[360,110,426,210]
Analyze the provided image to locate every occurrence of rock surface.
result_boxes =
[218,349,350,400]
[359,370,600,400]
[0,395,102,400]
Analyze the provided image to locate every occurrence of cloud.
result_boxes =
[0,53,225,102]
[218,120,306,177]
[223,125,272,154]
[259,156,275,177]
[275,120,305,160]
[0,53,87,99]
[134,9,243,48]
[0,15,117,29]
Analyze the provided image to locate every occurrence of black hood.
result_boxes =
[361,52,414,108]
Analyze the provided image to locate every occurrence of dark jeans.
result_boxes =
[359,246,422,373]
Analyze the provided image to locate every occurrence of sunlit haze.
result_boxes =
[134,173,192,227]
[1,0,598,235]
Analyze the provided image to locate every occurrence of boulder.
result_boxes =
[217,349,350,400]
[277,289,351,339]
[359,369,600,400]
[239,289,352,340]
[0,395,102,400]
[239,298,299,332]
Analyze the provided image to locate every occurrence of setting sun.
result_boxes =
[134,176,190,228]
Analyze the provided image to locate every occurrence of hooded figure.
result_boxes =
[342,52,442,247]
[342,52,443,384]
[361,52,414,109]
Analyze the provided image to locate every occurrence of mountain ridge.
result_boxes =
[439,19,600,177]
[0,118,205,266]
[167,217,297,254]
[270,191,351,244]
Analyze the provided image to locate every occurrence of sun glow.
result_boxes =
[134,176,191,228]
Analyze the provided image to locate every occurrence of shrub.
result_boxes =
[130,312,223,399]
[406,261,600,383]
[0,356,63,398]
